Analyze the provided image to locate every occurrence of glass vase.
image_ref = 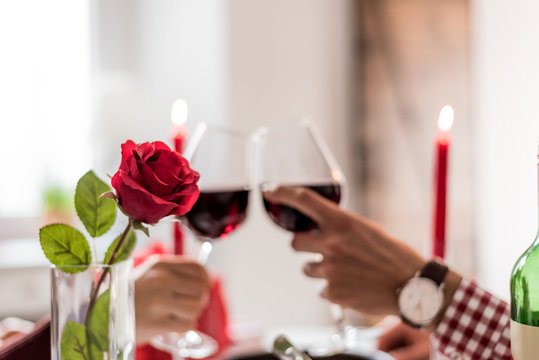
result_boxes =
[50,259,135,360]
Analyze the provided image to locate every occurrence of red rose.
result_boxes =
[111,140,200,224]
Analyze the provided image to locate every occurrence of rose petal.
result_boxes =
[173,181,200,196]
[142,141,170,163]
[174,171,200,193]
[138,161,174,196]
[136,142,156,163]
[161,183,199,203]
[127,157,144,185]
[153,141,171,152]
[148,155,183,187]
[178,158,199,180]
[112,170,178,224]
[168,187,200,216]
[119,140,137,172]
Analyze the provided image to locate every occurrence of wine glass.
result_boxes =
[151,123,251,359]
[254,119,376,355]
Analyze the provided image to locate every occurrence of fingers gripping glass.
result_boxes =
[151,123,251,359]
[254,119,373,355]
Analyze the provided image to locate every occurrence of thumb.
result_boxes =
[263,185,339,228]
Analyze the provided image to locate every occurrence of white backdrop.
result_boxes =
[472,0,539,300]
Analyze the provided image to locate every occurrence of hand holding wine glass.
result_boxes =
[262,184,427,315]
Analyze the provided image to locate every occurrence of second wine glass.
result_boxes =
[254,119,373,355]
[151,123,251,359]
[182,123,251,265]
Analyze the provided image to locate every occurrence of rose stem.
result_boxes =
[84,220,133,324]
[92,238,98,268]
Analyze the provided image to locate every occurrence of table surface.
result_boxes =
[223,324,386,360]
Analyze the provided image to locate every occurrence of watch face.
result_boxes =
[398,277,444,325]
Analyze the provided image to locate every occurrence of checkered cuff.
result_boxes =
[431,278,511,360]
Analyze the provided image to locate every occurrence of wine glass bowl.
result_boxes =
[182,187,250,240]
[254,119,347,230]
[261,182,342,232]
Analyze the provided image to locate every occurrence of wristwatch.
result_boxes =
[397,260,449,328]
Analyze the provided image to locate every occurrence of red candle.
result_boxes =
[433,105,453,259]
[171,99,188,154]
[173,125,187,154]
[171,99,189,254]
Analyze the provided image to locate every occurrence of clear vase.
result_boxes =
[50,259,135,360]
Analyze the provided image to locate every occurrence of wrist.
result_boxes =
[396,260,462,330]
[424,269,462,332]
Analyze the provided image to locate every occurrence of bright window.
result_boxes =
[0,0,92,217]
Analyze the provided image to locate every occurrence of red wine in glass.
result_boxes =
[183,187,250,240]
[261,182,341,232]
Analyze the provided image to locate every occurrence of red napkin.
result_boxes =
[196,275,233,352]
[136,344,172,360]
[133,241,170,267]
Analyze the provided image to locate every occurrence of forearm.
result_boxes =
[430,278,512,360]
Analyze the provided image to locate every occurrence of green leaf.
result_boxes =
[75,170,117,238]
[60,321,103,360]
[132,220,150,237]
[103,230,136,265]
[40,224,91,273]
[89,342,103,360]
[87,290,110,352]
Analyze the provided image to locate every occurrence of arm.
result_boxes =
[263,186,511,360]
[432,278,511,359]
[377,280,512,360]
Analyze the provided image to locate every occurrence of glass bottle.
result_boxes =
[510,148,539,359]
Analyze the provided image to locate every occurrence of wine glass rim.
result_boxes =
[253,117,313,133]
[194,122,251,138]
[184,122,251,161]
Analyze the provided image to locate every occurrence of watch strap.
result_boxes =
[399,313,422,329]
[419,260,449,286]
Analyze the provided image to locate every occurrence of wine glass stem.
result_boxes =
[330,303,348,343]
[197,240,213,265]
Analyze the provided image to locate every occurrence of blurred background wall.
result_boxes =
[472,0,539,298]
[0,0,538,333]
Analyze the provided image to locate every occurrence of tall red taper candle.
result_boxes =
[171,99,188,255]
[433,105,453,259]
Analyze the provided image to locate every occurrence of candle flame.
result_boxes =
[171,99,188,126]
[438,105,454,131]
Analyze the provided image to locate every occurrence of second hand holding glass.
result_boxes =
[151,123,251,359]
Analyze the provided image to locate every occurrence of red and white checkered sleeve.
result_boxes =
[430,278,512,360]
